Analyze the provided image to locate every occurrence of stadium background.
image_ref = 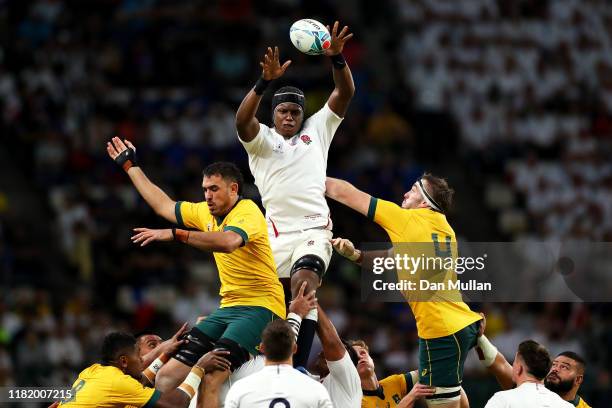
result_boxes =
[1,0,611,406]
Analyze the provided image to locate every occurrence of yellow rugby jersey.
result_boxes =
[58,364,159,407]
[571,396,591,408]
[176,198,286,318]
[362,373,413,408]
[368,198,482,339]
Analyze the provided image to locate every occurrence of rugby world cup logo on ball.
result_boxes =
[290,19,331,55]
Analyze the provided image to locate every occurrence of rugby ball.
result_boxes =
[289,19,331,55]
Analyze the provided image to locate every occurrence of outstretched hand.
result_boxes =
[196,349,232,373]
[260,46,291,81]
[289,281,317,318]
[106,136,136,160]
[131,228,173,247]
[160,322,189,355]
[399,383,436,407]
[324,21,353,56]
[331,237,360,261]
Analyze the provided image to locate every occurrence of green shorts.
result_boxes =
[196,306,280,356]
[418,321,480,387]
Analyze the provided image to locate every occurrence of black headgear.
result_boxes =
[271,86,305,113]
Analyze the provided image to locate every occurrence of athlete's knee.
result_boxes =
[290,270,319,298]
[291,255,325,278]
[214,338,250,372]
[290,255,325,296]
[173,326,216,367]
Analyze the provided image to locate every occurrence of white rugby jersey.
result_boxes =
[485,382,574,408]
[240,103,343,233]
[218,355,265,406]
[320,352,362,408]
[224,364,333,408]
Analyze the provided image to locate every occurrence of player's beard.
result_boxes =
[544,375,574,394]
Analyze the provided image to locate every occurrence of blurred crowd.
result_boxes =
[396,0,612,241]
[1,0,612,406]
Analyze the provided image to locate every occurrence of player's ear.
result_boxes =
[258,342,265,354]
[292,343,298,354]
[118,355,128,368]
[230,181,239,195]
[575,374,584,386]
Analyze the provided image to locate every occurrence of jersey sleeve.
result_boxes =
[405,370,418,395]
[310,103,343,150]
[239,123,273,157]
[175,201,209,231]
[395,373,408,397]
[110,374,161,408]
[368,197,410,240]
[326,352,362,399]
[223,202,262,245]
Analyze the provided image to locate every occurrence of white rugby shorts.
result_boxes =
[267,225,333,279]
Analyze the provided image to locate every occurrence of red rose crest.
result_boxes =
[300,134,312,145]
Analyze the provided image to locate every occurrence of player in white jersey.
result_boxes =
[485,340,573,408]
[224,319,333,408]
[219,298,360,408]
[235,20,355,368]
[311,304,362,408]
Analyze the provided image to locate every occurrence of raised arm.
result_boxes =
[325,177,371,216]
[324,21,355,117]
[236,46,291,142]
[316,304,345,361]
[107,137,176,223]
[131,228,244,254]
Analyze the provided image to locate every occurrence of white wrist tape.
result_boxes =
[178,367,203,398]
[142,353,169,383]
[476,335,498,368]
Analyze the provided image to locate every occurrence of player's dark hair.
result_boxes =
[348,339,369,352]
[203,162,244,195]
[261,320,295,362]
[517,340,551,380]
[342,339,360,367]
[101,332,136,365]
[558,351,586,374]
[421,173,454,213]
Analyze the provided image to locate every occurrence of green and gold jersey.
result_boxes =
[368,198,482,339]
[176,198,285,318]
[59,364,159,407]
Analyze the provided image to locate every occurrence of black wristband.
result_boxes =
[114,147,138,172]
[330,53,346,69]
[254,77,271,95]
